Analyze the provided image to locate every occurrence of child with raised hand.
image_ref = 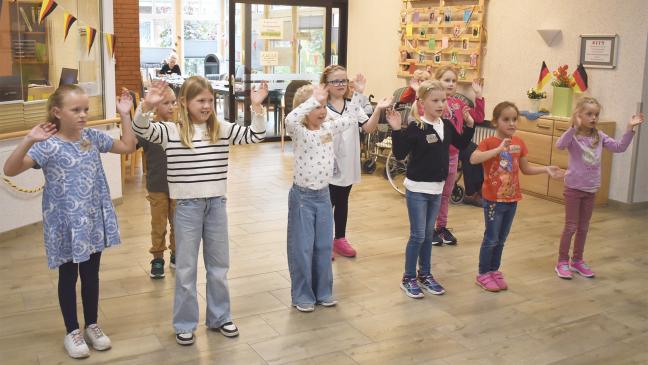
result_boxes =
[284,84,358,312]
[133,76,267,345]
[136,85,177,279]
[321,65,391,258]
[470,102,564,292]
[399,69,432,104]
[433,65,486,245]
[554,97,644,279]
[386,80,475,299]
[3,86,137,359]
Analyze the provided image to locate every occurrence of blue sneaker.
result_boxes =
[400,277,424,299]
[417,272,445,295]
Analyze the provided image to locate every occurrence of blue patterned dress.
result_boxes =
[27,128,121,269]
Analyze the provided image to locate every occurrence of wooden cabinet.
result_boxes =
[517,115,616,206]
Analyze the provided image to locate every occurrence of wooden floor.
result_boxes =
[1,142,647,365]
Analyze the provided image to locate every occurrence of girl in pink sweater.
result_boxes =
[555,97,644,279]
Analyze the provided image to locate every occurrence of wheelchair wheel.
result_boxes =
[450,184,465,204]
[385,150,408,196]
[362,159,377,174]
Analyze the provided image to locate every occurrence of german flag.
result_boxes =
[572,64,588,93]
[85,26,97,55]
[536,61,551,90]
[105,33,116,59]
[63,12,77,41]
[38,0,57,24]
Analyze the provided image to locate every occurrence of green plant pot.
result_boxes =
[552,86,573,117]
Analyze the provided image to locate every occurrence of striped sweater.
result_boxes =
[133,105,266,199]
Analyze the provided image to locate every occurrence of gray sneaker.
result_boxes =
[150,258,165,279]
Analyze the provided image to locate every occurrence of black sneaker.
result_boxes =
[169,253,176,269]
[218,322,239,338]
[175,332,194,345]
[150,258,165,279]
[438,227,457,245]
[432,230,443,246]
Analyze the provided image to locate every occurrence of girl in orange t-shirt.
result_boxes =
[470,102,564,292]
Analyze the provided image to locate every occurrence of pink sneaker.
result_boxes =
[555,261,572,279]
[333,237,357,257]
[490,271,508,290]
[571,260,595,278]
[476,273,500,292]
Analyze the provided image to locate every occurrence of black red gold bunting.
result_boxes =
[38,0,57,24]
[63,12,77,41]
[105,33,116,59]
[85,26,97,55]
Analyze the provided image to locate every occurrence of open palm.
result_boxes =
[116,89,133,115]
[250,81,269,105]
[386,108,402,130]
[145,80,168,107]
[27,123,57,142]
[630,113,645,127]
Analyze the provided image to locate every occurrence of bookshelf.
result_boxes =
[398,0,487,83]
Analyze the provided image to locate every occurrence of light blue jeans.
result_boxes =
[287,184,334,306]
[173,196,231,333]
[404,189,442,278]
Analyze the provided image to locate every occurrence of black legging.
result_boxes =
[58,252,102,334]
[459,142,484,196]
[329,184,353,239]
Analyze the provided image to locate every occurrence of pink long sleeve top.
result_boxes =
[555,126,635,193]
[444,95,485,156]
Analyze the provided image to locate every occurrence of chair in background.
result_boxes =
[280,80,312,151]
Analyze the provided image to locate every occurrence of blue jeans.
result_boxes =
[173,196,231,333]
[287,184,334,306]
[478,200,517,274]
[404,190,442,278]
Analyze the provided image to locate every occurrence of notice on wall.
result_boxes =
[260,19,283,39]
[583,39,613,63]
[260,51,279,66]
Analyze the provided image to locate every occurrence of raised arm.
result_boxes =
[471,138,509,165]
[132,80,172,146]
[449,107,475,150]
[111,89,137,154]
[228,81,267,144]
[602,113,643,152]
[555,126,576,150]
[3,123,56,176]
[469,78,485,124]
[387,108,412,160]
[361,96,391,134]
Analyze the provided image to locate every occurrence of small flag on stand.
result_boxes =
[85,26,97,54]
[536,61,551,90]
[572,64,588,93]
[105,33,116,59]
[38,0,57,24]
[63,12,77,41]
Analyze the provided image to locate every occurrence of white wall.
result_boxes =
[348,0,648,203]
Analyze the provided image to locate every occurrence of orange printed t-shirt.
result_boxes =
[478,136,528,202]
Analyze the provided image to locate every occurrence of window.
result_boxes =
[139,0,175,48]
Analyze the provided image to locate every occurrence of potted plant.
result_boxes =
[526,88,546,113]
[551,64,576,117]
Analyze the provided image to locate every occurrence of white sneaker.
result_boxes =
[84,324,112,351]
[64,329,90,359]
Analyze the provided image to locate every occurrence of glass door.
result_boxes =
[227,0,347,140]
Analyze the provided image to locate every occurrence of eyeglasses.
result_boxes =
[327,79,349,87]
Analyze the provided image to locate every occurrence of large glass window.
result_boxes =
[0,0,105,133]
[139,0,174,48]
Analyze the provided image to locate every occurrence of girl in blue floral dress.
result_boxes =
[3,85,137,359]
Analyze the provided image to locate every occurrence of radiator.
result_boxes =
[473,125,496,144]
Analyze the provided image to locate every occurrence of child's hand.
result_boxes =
[26,122,57,142]
[629,113,645,130]
[386,108,402,131]
[375,96,392,110]
[471,78,483,98]
[462,106,475,127]
[546,165,565,179]
[143,80,168,110]
[313,84,329,105]
[116,88,133,115]
[353,74,367,94]
[250,81,269,106]
[573,114,583,129]
[409,77,421,92]
[498,138,511,152]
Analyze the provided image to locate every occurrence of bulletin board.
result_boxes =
[399,0,487,83]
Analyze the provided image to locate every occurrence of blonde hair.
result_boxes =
[292,84,316,125]
[491,101,519,128]
[320,64,350,99]
[412,69,431,81]
[154,86,177,121]
[410,80,446,129]
[47,84,87,129]
[177,76,219,148]
[434,65,458,81]
[571,96,602,146]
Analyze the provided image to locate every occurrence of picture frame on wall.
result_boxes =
[579,34,618,69]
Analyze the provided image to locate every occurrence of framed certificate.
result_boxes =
[579,34,618,69]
